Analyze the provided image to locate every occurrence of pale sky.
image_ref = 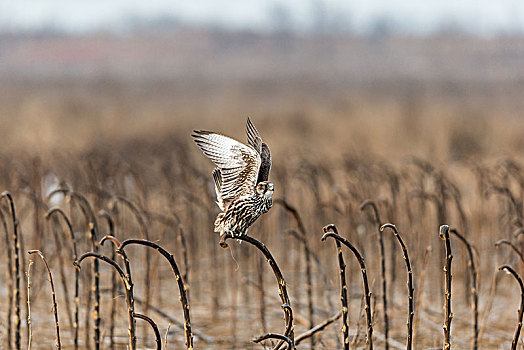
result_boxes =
[0,0,523,35]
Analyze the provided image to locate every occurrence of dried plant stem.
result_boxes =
[220,233,294,348]
[99,235,137,348]
[133,296,216,344]
[253,333,295,349]
[274,199,314,347]
[255,305,295,349]
[46,207,79,350]
[84,267,92,349]
[26,260,33,350]
[18,226,28,345]
[281,303,294,347]
[499,265,524,350]
[75,252,137,350]
[98,210,117,350]
[321,224,349,349]
[178,225,190,298]
[28,250,61,349]
[494,239,524,262]
[114,196,152,324]
[119,239,193,349]
[1,192,21,350]
[322,224,373,349]
[49,189,100,349]
[295,311,342,345]
[48,217,73,332]
[450,228,478,350]
[255,304,296,350]
[146,210,190,302]
[89,223,101,350]
[439,225,453,350]
[164,323,171,350]
[135,313,162,350]
[361,199,389,350]
[0,208,14,350]
[381,224,414,350]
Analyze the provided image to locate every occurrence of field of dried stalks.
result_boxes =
[0,30,524,349]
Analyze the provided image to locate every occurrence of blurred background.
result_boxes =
[1,0,524,160]
[1,1,524,349]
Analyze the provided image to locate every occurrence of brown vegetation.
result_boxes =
[0,29,524,349]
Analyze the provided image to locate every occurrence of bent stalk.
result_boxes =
[75,252,136,350]
[46,207,80,349]
[499,265,524,350]
[380,223,414,350]
[221,233,294,348]
[28,250,61,350]
[450,228,478,350]
[135,313,162,350]
[322,224,373,349]
[361,199,389,350]
[119,239,193,349]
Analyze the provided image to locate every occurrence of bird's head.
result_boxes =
[256,181,274,197]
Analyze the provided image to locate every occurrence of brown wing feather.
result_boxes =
[246,117,262,154]
[192,130,261,203]
[257,143,271,183]
[246,118,272,183]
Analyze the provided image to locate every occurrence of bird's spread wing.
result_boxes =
[192,130,261,209]
[246,118,272,183]
[212,168,228,211]
[258,143,271,183]
[246,117,262,154]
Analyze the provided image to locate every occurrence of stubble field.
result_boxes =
[0,29,523,349]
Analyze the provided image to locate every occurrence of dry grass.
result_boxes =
[0,29,523,349]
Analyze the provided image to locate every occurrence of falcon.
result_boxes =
[192,118,273,237]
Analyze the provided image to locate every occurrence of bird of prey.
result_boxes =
[192,118,273,237]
